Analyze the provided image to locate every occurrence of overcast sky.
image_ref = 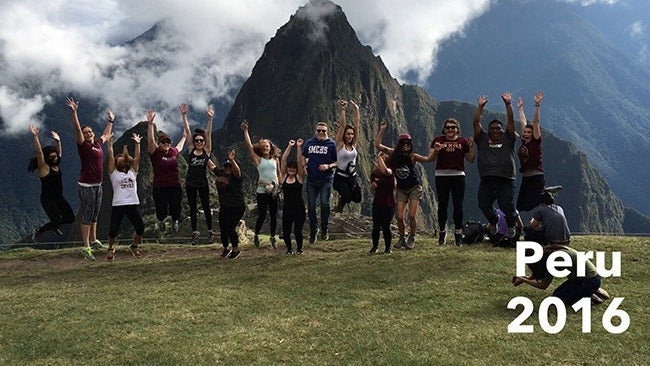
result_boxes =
[0,0,632,135]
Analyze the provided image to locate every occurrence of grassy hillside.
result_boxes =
[1,235,647,365]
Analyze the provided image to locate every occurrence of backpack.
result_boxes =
[462,221,485,244]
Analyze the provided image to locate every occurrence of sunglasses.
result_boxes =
[444,125,458,130]
[399,140,412,145]
[194,139,205,143]
[316,129,327,133]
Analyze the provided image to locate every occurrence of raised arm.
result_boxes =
[228,149,241,179]
[50,130,62,157]
[100,108,115,144]
[376,151,392,175]
[465,137,475,163]
[132,133,142,172]
[350,100,360,146]
[281,140,295,175]
[146,109,157,155]
[296,138,305,180]
[107,134,115,174]
[426,141,443,162]
[205,105,214,154]
[517,97,527,132]
[501,92,515,135]
[180,103,193,151]
[473,95,488,138]
[29,125,48,177]
[241,120,260,165]
[532,90,543,140]
[335,100,347,150]
[374,121,394,155]
[66,97,83,145]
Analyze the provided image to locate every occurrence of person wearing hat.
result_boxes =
[147,108,189,234]
[374,121,430,250]
[301,121,337,243]
[211,149,245,259]
[426,118,475,246]
[473,92,518,239]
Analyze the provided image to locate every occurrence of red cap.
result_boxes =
[398,133,412,141]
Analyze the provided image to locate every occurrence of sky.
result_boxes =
[0,0,635,135]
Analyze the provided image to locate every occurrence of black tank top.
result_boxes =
[186,149,210,187]
[41,168,63,198]
[282,178,304,209]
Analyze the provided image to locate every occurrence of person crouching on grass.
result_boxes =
[512,244,611,306]
[106,132,144,261]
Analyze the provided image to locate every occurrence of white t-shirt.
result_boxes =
[110,168,139,206]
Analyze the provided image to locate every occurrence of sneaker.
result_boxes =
[191,231,200,246]
[405,235,415,250]
[172,220,180,233]
[320,229,329,241]
[595,288,610,300]
[296,249,304,255]
[228,250,241,259]
[129,244,141,258]
[394,235,405,249]
[438,231,446,245]
[54,228,64,236]
[207,230,214,244]
[384,247,392,254]
[454,233,463,246]
[270,236,277,249]
[369,245,378,254]
[507,226,516,239]
[309,229,319,244]
[220,248,231,258]
[253,235,260,248]
[82,247,95,261]
[90,239,106,250]
[286,249,294,255]
[591,294,604,305]
[107,247,115,262]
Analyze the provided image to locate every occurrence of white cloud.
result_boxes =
[0,0,498,135]
[628,21,645,38]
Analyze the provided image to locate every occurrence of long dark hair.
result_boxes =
[387,141,414,169]
[28,146,58,173]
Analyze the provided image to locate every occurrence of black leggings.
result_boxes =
[219,205,245,248]
[38,196,75,234]
[333,173,362,205]
[372,205,395,248]
[186,185,212,231]
[108,205,144,238]
[282,206,306,251]
[153,186,183,221]
[435,175,466,231]
[255,193,278,236]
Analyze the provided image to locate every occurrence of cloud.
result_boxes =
[0,0,496,136]
[628,21,645,38]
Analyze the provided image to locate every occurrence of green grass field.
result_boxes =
[1,235,648,365]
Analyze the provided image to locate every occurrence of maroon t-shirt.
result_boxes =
[371,171,396,208]
[431,136,470,172]
[77,139,104,184]
[150,147,181,188]
[518,136,544,172]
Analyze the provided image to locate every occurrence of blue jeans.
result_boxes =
[306,180,333,233]
[478,176,516,227]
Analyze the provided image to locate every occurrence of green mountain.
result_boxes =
[2,0,648,245]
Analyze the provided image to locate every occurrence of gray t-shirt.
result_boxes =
[475,129,516,179]
[533,204,571,243]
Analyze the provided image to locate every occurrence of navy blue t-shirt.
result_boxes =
[302,136,337,183]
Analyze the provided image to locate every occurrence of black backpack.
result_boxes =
[462,221,485,244]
